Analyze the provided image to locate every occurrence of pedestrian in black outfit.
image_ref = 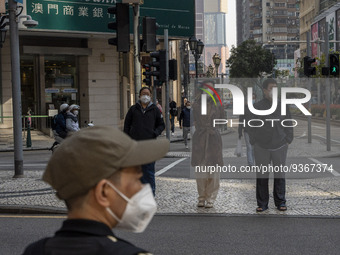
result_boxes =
[248,78,293,212]
[124,87,165,195]
[179,100,191,149]
[169,98,177,135]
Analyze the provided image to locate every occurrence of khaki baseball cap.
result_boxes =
[43,126,169,200]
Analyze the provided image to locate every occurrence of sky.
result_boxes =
[225,0,237,49]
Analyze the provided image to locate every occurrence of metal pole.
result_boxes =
[325,22,331,151]
[133,4,141,103]
[195,55,198,79]
[9,0,24,177]
[306,32,312,144]
[164,30,170,140]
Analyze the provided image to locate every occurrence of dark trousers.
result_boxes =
[141,162,156,196]
[254,144,288,208]
[170,115,175,133]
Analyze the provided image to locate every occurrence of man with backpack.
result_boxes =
[52,103,69,144]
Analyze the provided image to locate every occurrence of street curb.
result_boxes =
[1,206,339,219]
[0,147,51,153]
[0,205,66,214]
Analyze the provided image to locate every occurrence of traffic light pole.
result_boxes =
[164,29,170,140]
[133,4,141,103]
[306,32,312,144]
[325,22,331,151]
[9,0,24,177]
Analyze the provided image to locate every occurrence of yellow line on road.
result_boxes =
[0,215,66,219]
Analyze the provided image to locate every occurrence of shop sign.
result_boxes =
[26,0,194,37]
[45,88,60,93]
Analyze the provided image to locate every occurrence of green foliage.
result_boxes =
[226,40,277,78]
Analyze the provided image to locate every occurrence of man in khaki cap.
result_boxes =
[22,126,169,255]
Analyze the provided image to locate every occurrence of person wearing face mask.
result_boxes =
[22,126,169,255]
[124,87,165,195]
[248,78,293,213]
[66,104,80,133]
[179,101,191,149]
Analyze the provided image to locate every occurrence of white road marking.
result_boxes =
[314,134,340,144]
[155,158,187,176]
[308,158,340,177]
[312,125,325,130]
[296,132,306,139]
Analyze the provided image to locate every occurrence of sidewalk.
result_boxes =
[0,126,340,216]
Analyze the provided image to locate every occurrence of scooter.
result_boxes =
[49,121,94,153]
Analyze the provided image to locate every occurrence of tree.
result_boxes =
[226,40,276,78]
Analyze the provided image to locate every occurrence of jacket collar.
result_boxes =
[56,219,114,237]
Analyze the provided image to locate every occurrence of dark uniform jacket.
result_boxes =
[22,219,151,255]
[124,101,165,141]
[248,98,294,149]
[179,107,191,127]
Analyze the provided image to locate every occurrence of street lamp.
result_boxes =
[188,36,204,78]
[212,53,221,77]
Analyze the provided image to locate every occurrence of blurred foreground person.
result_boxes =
[22,126,169,255]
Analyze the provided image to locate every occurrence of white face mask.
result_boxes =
[140,95,151,104]
[106,182,157,233]
[186,106,191,109]
[73,110,79,116]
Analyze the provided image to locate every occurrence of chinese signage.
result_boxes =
[27,0,194,37]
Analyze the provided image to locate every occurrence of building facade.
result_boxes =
[0,1,194,134]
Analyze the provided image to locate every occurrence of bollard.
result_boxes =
[26,119,32,148]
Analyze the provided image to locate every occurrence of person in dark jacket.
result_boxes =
[248,78,293,213]
[124,87,165,195]
[53,103,69,142]
[179,100,191,149]
[22,126,169,255]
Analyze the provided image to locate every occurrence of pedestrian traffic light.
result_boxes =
[142,64,152,86]
[107,3,130,52]
[142,17,157,52]
[150,50,166,86]
[329,53,339,76]
[303,56,316,77]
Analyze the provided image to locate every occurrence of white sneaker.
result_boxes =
[185,145,189,149]
[197,201,205,207]
[171,132,174,136]
[205,202,214,208]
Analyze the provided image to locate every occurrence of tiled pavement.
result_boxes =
[0,126,340,217]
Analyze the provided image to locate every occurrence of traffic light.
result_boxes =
[150,50,166,86]
[329,53,339,76]
[169,59,177,80]
[107,3,130,52]
[142,64,152,86]
[303,56,316,77]
[142,17,157,52]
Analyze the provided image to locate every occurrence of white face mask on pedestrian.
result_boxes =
[106,182,157,233]
[140,95,151,104]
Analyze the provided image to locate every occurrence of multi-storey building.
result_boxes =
[237,0,300,74]
[191,0,228,77]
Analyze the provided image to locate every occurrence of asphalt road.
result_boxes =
[0,214,339,255]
